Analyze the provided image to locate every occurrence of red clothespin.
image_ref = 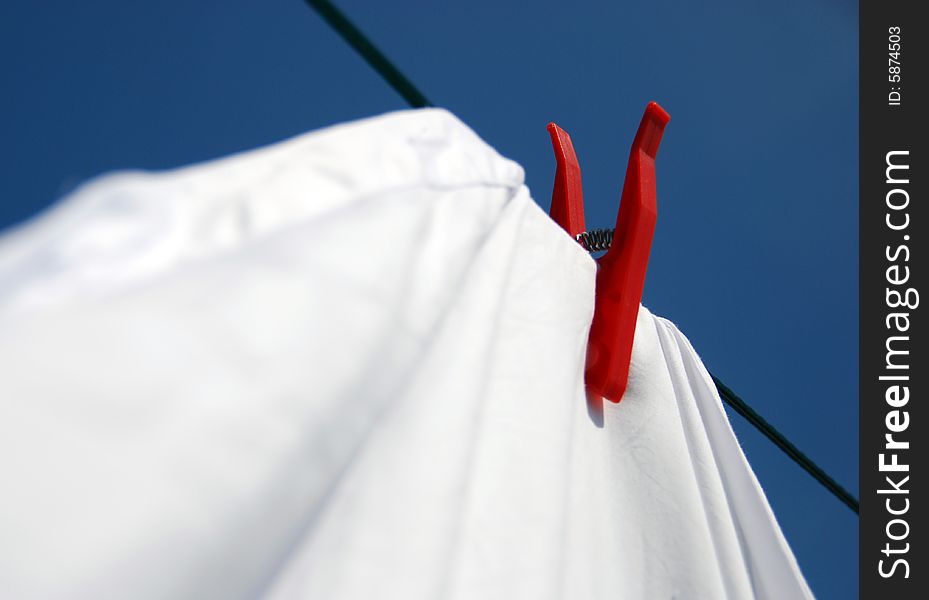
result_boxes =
[548,102,670,403]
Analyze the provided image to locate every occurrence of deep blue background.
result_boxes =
[1,1,858,596]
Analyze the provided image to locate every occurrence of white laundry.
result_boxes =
[0,109,812,599]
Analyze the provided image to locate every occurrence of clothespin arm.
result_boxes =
[547,123,586,239]
[587,102,670,402]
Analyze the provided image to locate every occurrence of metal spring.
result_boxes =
[576,228,614,252]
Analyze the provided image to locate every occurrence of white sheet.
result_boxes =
[0,109,812,599]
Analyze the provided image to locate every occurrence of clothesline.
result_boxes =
[305,0,431,108]
[302,0,859,516]
[711,375,858,513]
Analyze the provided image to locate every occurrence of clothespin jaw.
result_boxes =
[548,102,670,403]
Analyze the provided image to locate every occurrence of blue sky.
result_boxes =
[1,0,858,596]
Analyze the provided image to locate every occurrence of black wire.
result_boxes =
[302,0,859,518]
[304,0,432,108]
[711,375,859,514]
